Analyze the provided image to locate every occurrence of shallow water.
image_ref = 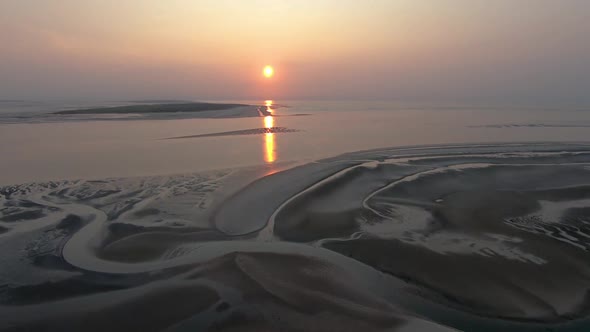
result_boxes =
[1,100,590,185]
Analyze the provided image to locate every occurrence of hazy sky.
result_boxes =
[1,0,589,104]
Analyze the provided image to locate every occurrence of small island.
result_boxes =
[53,102,249,115]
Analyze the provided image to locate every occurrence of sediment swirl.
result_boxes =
[2,143,590,331]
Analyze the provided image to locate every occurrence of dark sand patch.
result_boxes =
[275,209,360,242]
[0,279,125,305]
[0,210,46,222]
[1,284,219,332]
[56,214,84,230]
[133,208,160,218]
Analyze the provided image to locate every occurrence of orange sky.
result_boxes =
[1,0,589,104]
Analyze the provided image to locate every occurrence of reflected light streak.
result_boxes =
[264,132,275,163]
[263,115,276,163]
[265,100,274,114]
[264,115,274,129]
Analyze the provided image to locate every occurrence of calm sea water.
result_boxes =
[1,100,590,185]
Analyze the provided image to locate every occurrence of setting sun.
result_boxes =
[263,65,274,78]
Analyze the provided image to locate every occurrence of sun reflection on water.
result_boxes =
[264,132,275,163]
[264,115,274,129]
[263,101,276,163]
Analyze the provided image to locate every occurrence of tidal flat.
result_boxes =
[2,143,590,331]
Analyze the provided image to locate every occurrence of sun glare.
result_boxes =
[263,115,276,163]
[263,65,274,78]
[264,115,274,129]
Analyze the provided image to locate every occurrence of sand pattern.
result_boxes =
[2,143,590,331]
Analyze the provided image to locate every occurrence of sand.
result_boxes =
[2,143,590,331]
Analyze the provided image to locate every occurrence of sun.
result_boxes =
[263,65,274,78]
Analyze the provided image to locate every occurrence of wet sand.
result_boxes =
[2,143,590,331]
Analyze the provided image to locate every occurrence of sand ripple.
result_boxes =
[2,143,590,331]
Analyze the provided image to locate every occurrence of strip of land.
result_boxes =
[164,127,300,139]
[53,102,249,115]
